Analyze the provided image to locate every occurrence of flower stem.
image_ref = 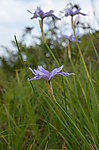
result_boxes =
[39,19,60,66]
[71,17,99,124]
[71,17,90,80]
[67,41,71,59]
[46,80,56,102]
[71,17,97,90]
[39,19,46,42]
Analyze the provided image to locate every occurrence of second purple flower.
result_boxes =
[65,8,87,17]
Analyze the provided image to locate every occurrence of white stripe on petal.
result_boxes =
[29,67,36,75]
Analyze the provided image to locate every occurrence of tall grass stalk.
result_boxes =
[71,18,98,100]
[40,87,91,149]
[14,35,35,93]
[39,20,60,66]
[14,35,39,142]
[89,33,99,61]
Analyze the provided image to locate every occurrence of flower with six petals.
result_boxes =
[28,7,61,20]
[65,8,87,17]
[28,65,74,82]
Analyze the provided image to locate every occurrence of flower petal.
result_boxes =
[49,65,63,80]
[69,35,76,42]
[56,65,63,72]
[50,14,61,20]
[65,8,73,16]
[57,72,75,76]
[49,69,57,80]
[63,35,69,39]
[29,67,36,75]
[34,69,39,75]
[79,12,87,16]
[28,75,42,81]
[43,10,54,17]
[38,66,49,75]
[73,8,81,15]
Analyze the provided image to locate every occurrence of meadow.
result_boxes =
[0,5,99,150]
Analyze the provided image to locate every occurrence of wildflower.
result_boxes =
[60,34,80,43]
[28,65,74,82]
[65,8,87,17]
[28,7,61,20]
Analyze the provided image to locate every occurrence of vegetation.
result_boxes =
[0,7,99,149]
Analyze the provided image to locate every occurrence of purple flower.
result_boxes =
[28,65,74,82]
[65,8,87,17]
[28,7,61,20]
[59,34,80,43]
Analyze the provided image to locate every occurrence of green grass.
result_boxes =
[0,31,99,150]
